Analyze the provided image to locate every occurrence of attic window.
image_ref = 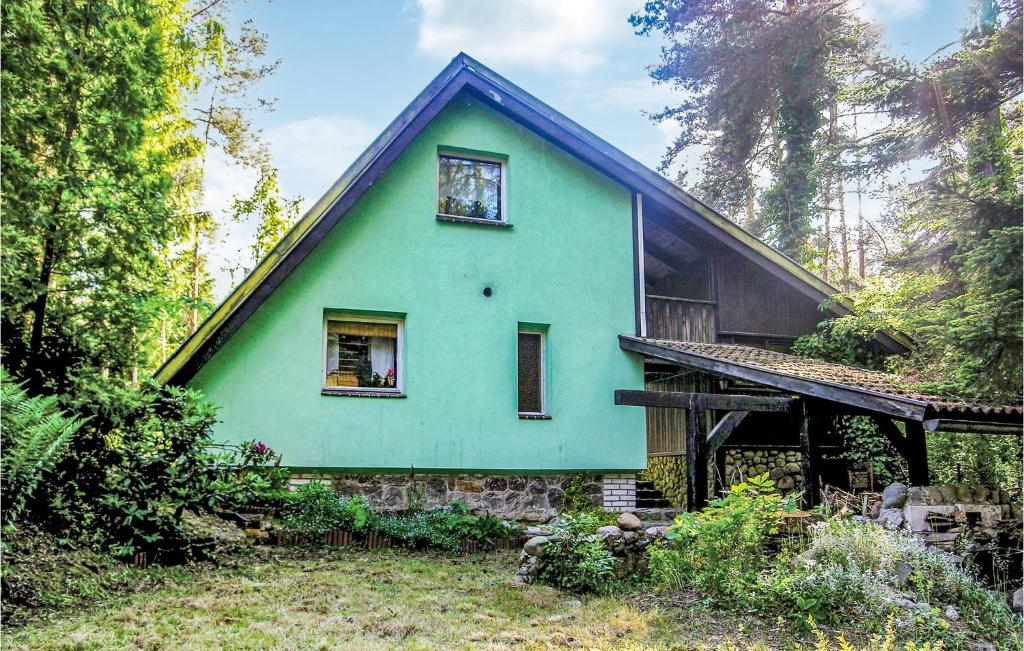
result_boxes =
[437,154,504,223]
[324,317,402,396]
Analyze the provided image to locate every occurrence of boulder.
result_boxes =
[881,482,908,509]
[524,526,552,537]
[524,536,549,558]
[944,605,960,621]
[783,462,802,474]
[645,525,668,539]
[903,505,932,532]
[596,525,622,539]
[617,512,643,531]
[877,508,904,529]
[1012,588,1023,613]
[895,561,912,586]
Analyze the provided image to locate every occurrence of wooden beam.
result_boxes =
[686,395,709,510]
[619,335,928,421]
[706,411,750,458]
[923,419,1023,435]
[905,421,929,486]
[871,415,911,458]
[614,389,793,412]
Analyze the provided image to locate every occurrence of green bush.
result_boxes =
[279,489,515,553]
[654,473,793,599]
[45,377,223,558]
[279,483,371,535]
[538,513,616,594]
[558,474,619,526]
[212,439,291,512]
[768,520,1020,647]
[0,368,83,530]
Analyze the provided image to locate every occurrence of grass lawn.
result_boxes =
[3,547,814,650]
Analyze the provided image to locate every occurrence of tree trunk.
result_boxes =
[29,70,85,358]
[836,174,849,285]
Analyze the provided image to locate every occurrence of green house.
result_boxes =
[160,55,1016,520]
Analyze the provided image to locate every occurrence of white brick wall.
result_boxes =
[602,473,636,512]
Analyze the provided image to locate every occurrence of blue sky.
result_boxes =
[205,0,971,296]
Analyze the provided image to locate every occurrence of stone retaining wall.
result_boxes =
[870,482,1022,550]
[289,472,604,522]
[642,456,686,508]
[723,448,803,493]
[514,512,659,585]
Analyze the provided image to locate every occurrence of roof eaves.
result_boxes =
[619,334,929,421]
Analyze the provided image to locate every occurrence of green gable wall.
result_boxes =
[189,93,645,472]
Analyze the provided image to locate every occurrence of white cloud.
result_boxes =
[203,114,379,298]
[854,0,927,23]
[414,0,638,74]
[566,78,680,112]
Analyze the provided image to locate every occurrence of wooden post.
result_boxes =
[798,402,822,509]
[905,420,929,486]
[686,395,708,511]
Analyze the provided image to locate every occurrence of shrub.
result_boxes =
[41,377,225,558]
[279,483,371,535]
[0,369,83,529]
[538,513,616,594]
[655,473,792,599]
[775,519,1020,647]
[212,439,290,512]
[279,490,515,552]
[558,474,620,526]
[370,500,517,552]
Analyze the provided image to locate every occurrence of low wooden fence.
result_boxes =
[271,529,529,554]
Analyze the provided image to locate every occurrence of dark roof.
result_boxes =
[620,335,1022,425]
[157,53,908,385]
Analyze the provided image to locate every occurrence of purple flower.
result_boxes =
[253,442,269,454]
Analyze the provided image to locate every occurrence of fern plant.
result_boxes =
[1,368,83,529]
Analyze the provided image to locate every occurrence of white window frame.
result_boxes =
[517,328,547,417]
[436,151,507,223]
[322,314,404,395]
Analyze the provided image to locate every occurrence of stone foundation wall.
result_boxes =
[289,472,604,522]
[723,448,803,493]
[642,456,687,508]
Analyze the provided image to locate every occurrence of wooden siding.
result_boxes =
[645,295,716,343]
[645,374,689,456]
[712,251,824,338]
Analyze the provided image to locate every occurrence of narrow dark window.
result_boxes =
[517,331,545,415]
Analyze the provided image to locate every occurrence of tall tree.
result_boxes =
[829,0,1022,400]
[1,0,201,388]
[175,17,280,333]
[631,0,882,263]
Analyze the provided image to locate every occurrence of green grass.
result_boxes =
[3,547,828,650]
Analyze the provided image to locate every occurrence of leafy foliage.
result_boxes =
[0,368,83,529]
[41,378,222,558]
[656,473,793,599]
[630,0,881,262]
[771,520,1020,647]
[558,474,619,526]
[538,513,616,594]
[279,483,372,535]
[278,484,517,553]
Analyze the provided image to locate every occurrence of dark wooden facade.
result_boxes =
[642,199,828,350]
[640,196,843,501]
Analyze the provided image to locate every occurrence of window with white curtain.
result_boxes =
[324,318,401,392]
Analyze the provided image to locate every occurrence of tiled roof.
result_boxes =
[627,337,1022,422]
